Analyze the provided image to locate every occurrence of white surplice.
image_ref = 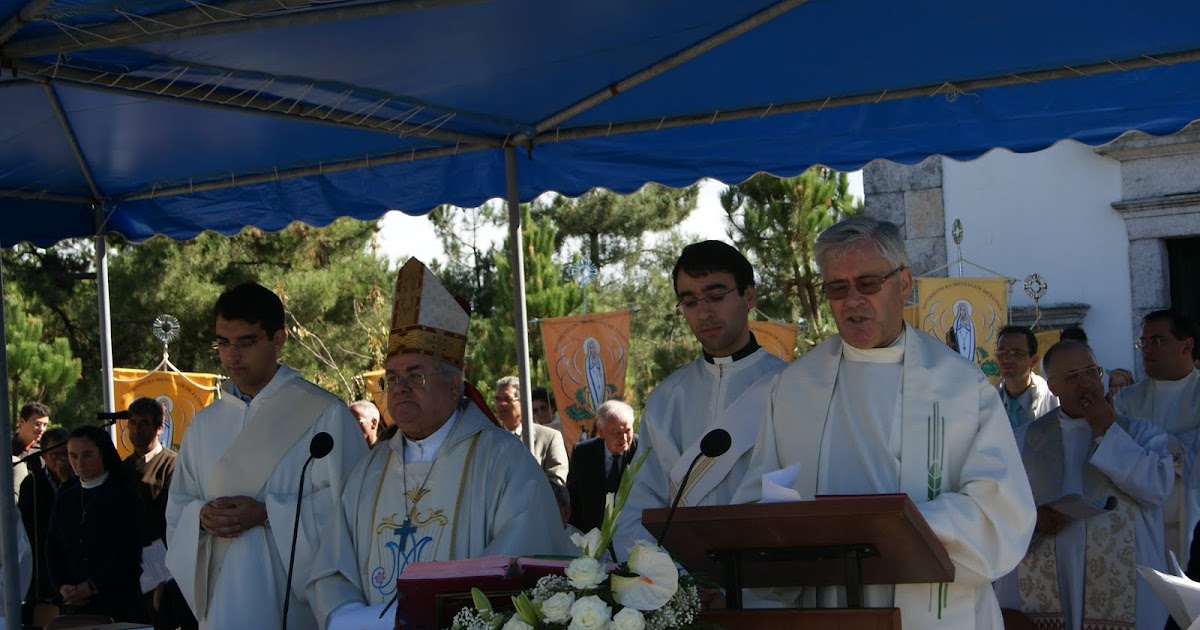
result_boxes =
[306,400,570,630]
[615,347,785,560]
[1115,369,1200,567]
[734,327,1036,629]
[995,410,1172,629]
[165,366,368,630]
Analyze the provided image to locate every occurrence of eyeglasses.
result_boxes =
[820,267,906,300]
[676,286,741,313]
[995,349,1030,360]
[1050,365,1104,385]
[1135,336,1173,350]
[495,396,518,404]
[212,334,268,353]
[380,370,449,391]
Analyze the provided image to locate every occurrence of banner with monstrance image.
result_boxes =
[540,309,630,452]
[916,278,1008,382]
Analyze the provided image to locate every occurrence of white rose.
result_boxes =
[611,541,679,611]
[569,595,612,630]
[502,617,533,630]
[541,592,576,623]
[608,607,646,630]
[570,528,603,558]
[565,556,607,590]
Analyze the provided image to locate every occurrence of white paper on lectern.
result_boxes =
[327,601,391,630]
[761,463,805,503]
[1137,565,1200,629]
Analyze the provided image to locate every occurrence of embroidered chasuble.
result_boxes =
[617,347,785,561]
[307,401,570,630]
[996,411,1172,630]
[734,327,1036,629]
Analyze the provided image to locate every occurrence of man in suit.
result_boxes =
[567,400,637,534]
[495,376,569,485]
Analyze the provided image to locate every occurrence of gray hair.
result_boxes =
[349,400,380,421]
[595,399,634,429]
[439,360,466,401]
[814,216,910,274]
[495,376,520,395]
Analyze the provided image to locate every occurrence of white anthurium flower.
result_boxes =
[501,617,533,630]
[571,528,603,558]
[540,591,576,624]
[608,607,646,630]
[611,540,679,611]
[565,556,607,590]
[569,595,612,630]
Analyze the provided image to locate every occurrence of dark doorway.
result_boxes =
[1168,237,1200,320]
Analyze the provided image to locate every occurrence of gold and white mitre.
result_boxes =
[386,258,470,367]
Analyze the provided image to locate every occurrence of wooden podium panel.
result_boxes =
[702,608,900,630]
[642,495,953,589]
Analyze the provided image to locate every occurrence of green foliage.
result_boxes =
[720,168,862,349]
[3,291,81,425]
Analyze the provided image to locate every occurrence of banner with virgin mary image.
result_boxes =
[540,309,631,452]
[916,277,1009,383]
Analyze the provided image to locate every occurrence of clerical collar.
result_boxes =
[841,326,906,364]
[401,408,459,463]
[138,442,163,463]
[703,333,761,365]
[80,470,110,489]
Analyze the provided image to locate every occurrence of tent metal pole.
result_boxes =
[0,0,54,45]
[0,189,92,204]
[514,0,808,143]
[504,146,534,454]
[95,205,116,422]
[0,258,24,630]
[5,0,484,57]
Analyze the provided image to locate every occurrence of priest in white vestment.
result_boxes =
[995,340,1171,629]
[995,325,1058,429]
[733,217,1036,630]
[616,240,786,560]
[307,258,569,630]
[165,283,368,630]
[1115,309,1200,566]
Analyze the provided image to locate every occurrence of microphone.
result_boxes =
[282,432,334,630]
[96,410,131,420]
[655,429,732,546]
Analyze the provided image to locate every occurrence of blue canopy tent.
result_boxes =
[2,0,1200,622]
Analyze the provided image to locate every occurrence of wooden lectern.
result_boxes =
[642,494,954,630]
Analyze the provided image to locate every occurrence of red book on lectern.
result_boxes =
[394,557,572,630]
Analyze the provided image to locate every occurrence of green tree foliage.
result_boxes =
[3,291,81,424]
[720,168,862,348]
[541,184,699,270]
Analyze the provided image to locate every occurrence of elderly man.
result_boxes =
[615,240,787,560]
[995,325,1058,429]
[995,340,1171,629]
[165,283,367,630]
[307,258,568,630]
[1115,310,1200,566]
[18,427,71,625]
[495,376,568,485]
[568,400,638,535]
[349,400,381,448]
[734,217,1035,628]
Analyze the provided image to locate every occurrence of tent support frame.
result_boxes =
[504,146,535,453]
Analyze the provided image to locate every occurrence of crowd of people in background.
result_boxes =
[7,215,1200,630]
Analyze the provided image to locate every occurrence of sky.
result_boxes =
[374,173,864,267]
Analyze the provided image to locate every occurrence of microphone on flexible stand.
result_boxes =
[281,431,334,630]
[95,410,132,421]
[655,429,732,547]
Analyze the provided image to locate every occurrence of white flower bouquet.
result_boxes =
[447,450,714,630]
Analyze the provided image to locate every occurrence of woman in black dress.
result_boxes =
[46,425,147,622]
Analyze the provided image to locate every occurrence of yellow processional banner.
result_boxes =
[541,310,631,453]
[112,368,221,458]
[748,321,799,362]
[360,369,394,428]
[916,278,1008,383]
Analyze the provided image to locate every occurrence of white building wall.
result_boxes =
[940,143,1135,373]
